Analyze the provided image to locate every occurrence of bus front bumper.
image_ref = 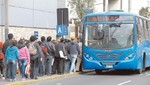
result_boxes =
[83,56,139,70]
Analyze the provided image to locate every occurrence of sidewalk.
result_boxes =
[0,72,80,85]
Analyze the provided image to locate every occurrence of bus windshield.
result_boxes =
[84,23,134,50]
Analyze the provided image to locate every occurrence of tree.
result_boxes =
[68,0,96,20]
[139,7,150,18]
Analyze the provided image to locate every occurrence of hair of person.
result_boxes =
[8,33,13,39]
[10,40,17,47]
[30,36,37,42]
[18,39,24,44]
[47,36,52,42]
[37,41,42,45]
[41,36,45,41]
[60,38,64,42]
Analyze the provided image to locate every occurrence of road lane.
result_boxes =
[27,69,150,85]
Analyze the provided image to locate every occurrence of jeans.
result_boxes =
[0,59,4,77]
[45,55,53,75]
[7,60,16,80]
[30,58,38,79]
[69,54,78,73]
[52,57,64,74]
[19,59,27,78]
[64,60,71,73]
[38,59,45,76]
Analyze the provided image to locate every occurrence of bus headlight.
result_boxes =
[125,53,135,60]
[84,53,94,60]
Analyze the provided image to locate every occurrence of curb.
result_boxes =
[5,72,80,85]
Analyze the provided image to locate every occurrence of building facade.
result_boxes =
[95,0,150,14]
[0,0,66,42]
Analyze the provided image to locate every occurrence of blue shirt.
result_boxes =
[5,46,19,61]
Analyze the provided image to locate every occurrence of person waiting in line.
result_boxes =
[0,41,5,80]
[53,38,67,75]
[17,39,30,81]
[46,36,55,75]
[64,39,71,73]
[68,37,80,73]
[37,41,45,76]
[3,33,14,79]
[5,40,19,82]
[28,36,44,79]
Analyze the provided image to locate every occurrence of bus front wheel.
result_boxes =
[135,69,143,74]
[95,69,102,74]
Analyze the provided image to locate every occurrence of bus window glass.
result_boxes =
[148,22,150,39]
[144,20,149,39]
[86,16,134,22]
[139,19,145,41]
[85,23,134,50]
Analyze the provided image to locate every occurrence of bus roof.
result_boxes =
[84,11,149,20]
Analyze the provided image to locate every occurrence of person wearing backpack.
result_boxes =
[68,37,80,73]
[29,36,44,79]
[46,36,55,75]
[17,39,30,81]
[40,36,47,76]
[37,41,43,76]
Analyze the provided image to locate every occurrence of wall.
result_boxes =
[0,0,3,25]
[108,0,120,10]
[9,27,56,41]
[122,0,129,12]
[8,0,57,28]
[130,0,148,14]
[108,0,149,14]
[0,0,67,42]
[57,0,66,8]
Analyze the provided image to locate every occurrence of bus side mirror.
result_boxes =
[79,23,83,33]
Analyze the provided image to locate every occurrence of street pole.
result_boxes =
[128,0,131,12]
[4,0,9,41]
[103,0,105,12]
[120,0,122,10]
[61,10,64,39]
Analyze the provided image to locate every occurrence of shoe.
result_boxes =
[12,78,16,82]
[69,72,73,74]
[8,79,12,82]
[2,77,5,80]
[35,77,38,80]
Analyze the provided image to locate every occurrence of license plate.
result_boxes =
[106,65,113,68]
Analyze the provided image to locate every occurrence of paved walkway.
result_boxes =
[0,73,80,85]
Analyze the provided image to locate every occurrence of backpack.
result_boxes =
[0,47,4,59]
[40,45,48,54]
[28,43,37,56]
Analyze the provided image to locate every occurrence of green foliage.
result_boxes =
[68,0,95,20]
[139,7,150,18]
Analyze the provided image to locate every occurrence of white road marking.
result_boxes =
[146,74,150,76]
[117,80,132,85]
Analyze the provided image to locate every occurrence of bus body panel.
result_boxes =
[82,11,150,71]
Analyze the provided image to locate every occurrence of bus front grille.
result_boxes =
[97,54,121,60]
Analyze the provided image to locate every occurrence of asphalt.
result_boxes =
[0,72,80,85]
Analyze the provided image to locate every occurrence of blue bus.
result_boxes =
[80,10,150,74]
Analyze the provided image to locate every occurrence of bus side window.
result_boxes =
[137,24,142,42]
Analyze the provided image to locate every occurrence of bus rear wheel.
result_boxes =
[95,69,102,74]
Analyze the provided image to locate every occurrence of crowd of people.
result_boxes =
[0,33,82,82]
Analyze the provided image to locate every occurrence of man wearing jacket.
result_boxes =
[68,37,80,73]
[53,38,66,74]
